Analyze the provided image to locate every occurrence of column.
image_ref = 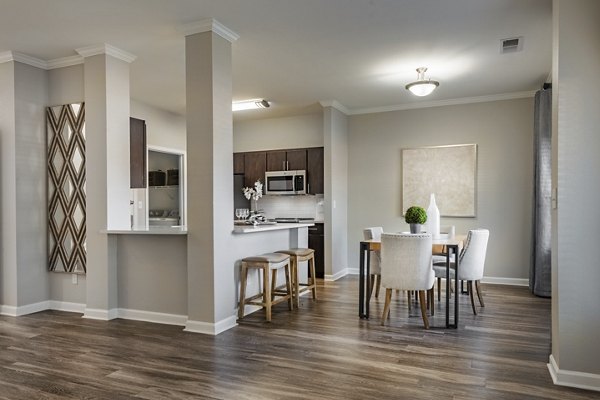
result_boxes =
[77,44,135,319]
[183,19,239,334]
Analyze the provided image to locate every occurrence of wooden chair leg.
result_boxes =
[264,267,272,322]
[437,277,441,301]
[429,288,434,316]
[407,290,412,312]
[284,263,293,311]
[467,280,477,315]
[238,263,248,319]
[418,290,430,329]
[375,274,381,298]
[475,280,485,307]
[381,288,392,325]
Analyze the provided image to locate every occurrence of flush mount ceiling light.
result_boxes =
[232,99,270,111]
[405,67,439,97]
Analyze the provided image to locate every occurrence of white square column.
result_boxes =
[183,20,239,334]
[78,45,135,319]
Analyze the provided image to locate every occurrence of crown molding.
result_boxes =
[0,51,14,64]
[0,51,48,69]
[349,91,537,115]
[180,18,239,43]
[46,55,84,69]
[75,43,137,63]
[319,100,350,115]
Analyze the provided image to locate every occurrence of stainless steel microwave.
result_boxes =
[265,170,306,195]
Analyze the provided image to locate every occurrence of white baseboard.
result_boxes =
[184,315,238,335]
[342,270,528,287]
[548,354,600,392]
[49,301,86,313]
[117,308,187,326]
[83,307,118,320]
[481,276,528,286]
[0,301,50,317]
[325,269,352,281]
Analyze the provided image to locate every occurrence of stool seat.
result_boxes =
[243,253,290,264]
[275,248,317,308]
[276,248,315,257]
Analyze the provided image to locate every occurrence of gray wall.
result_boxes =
[552,0,600,377]
[131,99,186,151]
[347,98,535,281]
[234,113,323,152]
[117,235,187,314]
[14,62,50,305]
[0,61,49,309]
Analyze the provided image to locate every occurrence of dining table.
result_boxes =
[359,234,465,328]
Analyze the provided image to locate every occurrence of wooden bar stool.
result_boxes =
[276,248,317,308]
[238,253,293,322]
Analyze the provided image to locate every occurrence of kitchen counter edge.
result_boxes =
[233,222,314,234]
[103,226,188,235]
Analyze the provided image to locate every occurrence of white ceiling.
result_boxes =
[0,0,552,120]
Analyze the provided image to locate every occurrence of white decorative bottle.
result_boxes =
[427,193,440,239]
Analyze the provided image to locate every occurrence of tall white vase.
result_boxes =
[427,193,440,239]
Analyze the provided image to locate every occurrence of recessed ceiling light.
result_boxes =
[232,99,270,111]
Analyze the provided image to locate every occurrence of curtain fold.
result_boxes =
[530,88,552,297]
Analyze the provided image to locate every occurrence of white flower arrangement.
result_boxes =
[242,179,263,201]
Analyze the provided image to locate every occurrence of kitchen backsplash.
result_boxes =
[258,194,324,221]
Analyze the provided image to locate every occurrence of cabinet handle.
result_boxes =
[307,183,310,194]
[286,160,289,170]
[283,161,285,170]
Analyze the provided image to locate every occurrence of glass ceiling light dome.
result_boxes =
[405,67,439,97]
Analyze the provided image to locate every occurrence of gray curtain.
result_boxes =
[530,88,552,297]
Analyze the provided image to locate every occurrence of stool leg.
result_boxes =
[264,266,272,322]
[284,262,293,311]
[293,257,300,309]
[309,254,317,300]
[238,263,248,319]
[271,268,278,301]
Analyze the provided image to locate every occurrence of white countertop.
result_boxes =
[233,222,314,234]
[103,226,188,235]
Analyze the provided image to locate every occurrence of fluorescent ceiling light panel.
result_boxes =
[232,99,270,111]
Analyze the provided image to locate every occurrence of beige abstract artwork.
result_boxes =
[402,144,477,217]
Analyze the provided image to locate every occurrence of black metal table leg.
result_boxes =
[454,245,460,328]
[359,242,366,318]
[445,249,450,327]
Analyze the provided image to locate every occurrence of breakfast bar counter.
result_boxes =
[232,222,314,234]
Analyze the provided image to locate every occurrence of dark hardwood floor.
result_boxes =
[0,277,597,399]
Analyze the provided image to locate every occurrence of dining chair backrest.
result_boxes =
[363,227,384,274]
[363,226,383,241]
[380,233,434,291]
[458,229,489,281]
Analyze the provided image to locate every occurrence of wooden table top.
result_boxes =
[361,235,466,251]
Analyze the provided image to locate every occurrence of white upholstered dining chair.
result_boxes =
[363,227,383,300]
[433,229,489,315]
[380,233,435,329]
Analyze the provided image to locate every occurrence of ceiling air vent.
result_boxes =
[500,36,523,53]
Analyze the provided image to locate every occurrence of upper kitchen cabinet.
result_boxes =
[266,149,307,171]
[243,151,266,187]
[130,117,147,188]
[307,147,324,194]
[233,152,245,174]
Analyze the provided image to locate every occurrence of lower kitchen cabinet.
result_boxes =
[308,223,324,278]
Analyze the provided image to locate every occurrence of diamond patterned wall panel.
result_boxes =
[47,103,86,273]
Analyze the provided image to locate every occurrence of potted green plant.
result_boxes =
[404,206,427,234]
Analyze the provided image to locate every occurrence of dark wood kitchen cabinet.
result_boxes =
[308,223,325,278]
[233,152,245,174]
[130,117,147,188]
[307,147,324,194]
[243,151,266,187]
[266,149,307,171]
